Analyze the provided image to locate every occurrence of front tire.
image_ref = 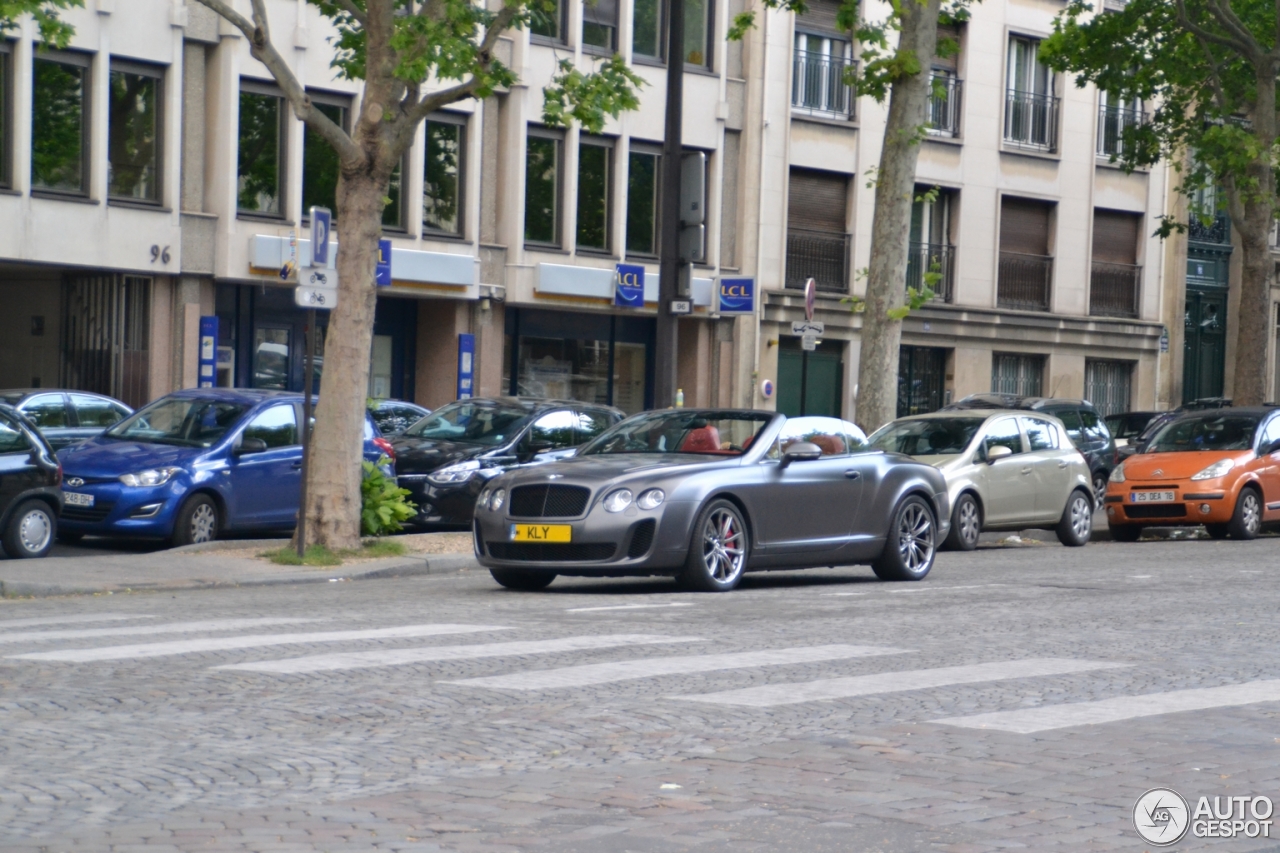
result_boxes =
[677,499,748,592]
[3,500,55,559]
[873,495,936,581]
[1227,488,1262,540]
[172,494,219,546]
[489,569,556,590]
[1056,489,1093,547]
[943,493,981,551]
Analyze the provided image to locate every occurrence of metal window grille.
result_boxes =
[1004,90,1059,151]
[60,274,151,408]
[991,353,1044,397]
[906,241,954,303]
[1089,262,1141,318]
[997,251,1052,311]
[785,228,850,292]
[792,50,855,118]
[1096,104,1145,157]
[926,75,962,138]
[1085,359,1132,417]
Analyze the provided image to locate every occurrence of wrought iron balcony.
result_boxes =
[1097,104,1146,157]
[1089,261,1141,318]
[792,50,855,119]
[1004,89,1059,152]
[906,241,954,303]
[997,251,1052,311]
[1188,211,1229,245]
[926,75,963,138]
[786,229,850,292]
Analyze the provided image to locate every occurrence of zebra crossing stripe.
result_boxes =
[8,624,511,663]
[674,658,1129,707]
[0,614,156,630]
[215,634,705,675]
[442,644,912,691]
[0,617,323,644]
[932,679,1280,733]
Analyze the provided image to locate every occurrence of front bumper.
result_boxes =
[1104,481,1232,525]
[57,479,186,538]
[397,476,484,526]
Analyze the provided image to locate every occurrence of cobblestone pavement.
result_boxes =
[3,539,1280,852]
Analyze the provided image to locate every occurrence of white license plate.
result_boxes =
[1131,491,1176,503]
[64,492,94,507]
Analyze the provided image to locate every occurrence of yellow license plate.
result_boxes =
[510,523,572,543]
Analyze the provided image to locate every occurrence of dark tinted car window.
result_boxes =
[1148,414,1261,453]
[71,394,128,428]
[23,395,68,428]
[0,415,30,454]
[523,410,577,449]
[984,418,1024,455]
[576,409,613,443]
[108,398,249,447]
[1021,417,1058,451]
[1080,409,1109,442]
[243,405,298,448]
[1056,408,1083,442]
[869,417,983,456]
[403,400,530,446]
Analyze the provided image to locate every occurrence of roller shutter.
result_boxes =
[789,168,848,232]
[999,197,1052,255]
[1091,209,1140,264]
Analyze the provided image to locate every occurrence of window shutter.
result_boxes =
[1091,209,1140,265]
[999,197,1052,255]
[796,0,846,35]
[788,168,848,232]
[933,24,960,71]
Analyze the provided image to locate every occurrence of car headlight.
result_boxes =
[489,489,506,512]
[637,488,665,510]
[478,488,491,508]
[118,467,182,487]
[1108,464,1125,484]
[427,459,481,485]
[1190,458,1235,481]
[604,489,633,512]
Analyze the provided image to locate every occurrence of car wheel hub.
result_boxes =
[19,510,51,553]
[701,509,744,583]
[190,504,216,543]
[958,500,979,544]
[899,504,934,571]
[1071,495,1092,538]
[1243,493,1260,533]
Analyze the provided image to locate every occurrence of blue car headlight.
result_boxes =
[119,467,183,487]
[427,460,481,485]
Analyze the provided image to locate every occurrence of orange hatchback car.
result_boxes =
[1104,408,1280,541]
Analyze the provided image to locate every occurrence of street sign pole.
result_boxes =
[801,278,817,414]
[654,0,685,408]
[297,309,316,559]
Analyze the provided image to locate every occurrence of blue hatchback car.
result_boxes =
[57,389,394,545]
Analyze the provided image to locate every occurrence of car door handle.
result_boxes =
[1057,460,1069,468]
[1021,466,1033,475]
[844,469,860,480]
[291,461,303,469]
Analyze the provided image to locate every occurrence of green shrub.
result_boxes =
[361,455,417,536]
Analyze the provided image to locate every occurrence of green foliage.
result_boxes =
[542,56,645,134]
[0,0,81,47]
[263,544,343,566]
[361,455,417,536]
[359,538,408,558]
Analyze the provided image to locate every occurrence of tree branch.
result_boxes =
[332,0,368,26]
[1203,0,1264,59]
[1173,0,1255,59]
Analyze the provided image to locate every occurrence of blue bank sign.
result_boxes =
[615,263,645,308]
[717,277,755,314]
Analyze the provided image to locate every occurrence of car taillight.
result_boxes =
[373,436,396,460]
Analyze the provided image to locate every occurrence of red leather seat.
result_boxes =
[681,425,722,453]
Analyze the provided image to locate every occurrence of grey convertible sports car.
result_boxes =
[472,409,951,592]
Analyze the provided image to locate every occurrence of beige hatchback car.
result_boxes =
[868,410,1095,550]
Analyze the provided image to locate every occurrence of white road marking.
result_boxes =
[888,584,1003,594]
[9,624,511,663]
[675,658,1128,707]
[819,592,867,597]
[566,603,695,613]
[442,644,911,691]
[216,634,704,675]
[0,617,323,644]
[1129,575,1152,579]
[0,614,156,630]
[932,680,1280,733]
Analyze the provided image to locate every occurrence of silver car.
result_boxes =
[868,410,1094,550]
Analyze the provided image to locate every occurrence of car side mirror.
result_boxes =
[985,445,1013,464]
[236,437,269,456]
[781,442,823,467]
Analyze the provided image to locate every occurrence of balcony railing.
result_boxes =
[906,241,954,303]
[997,251,1052,311]
[1089,261,1141,318]
[792,50,856,119]
[926,75,963,138]
[1004,89,1060,152]
[786,228,850,292]
[1189,211,1230,245]
[1097,105,1146,157]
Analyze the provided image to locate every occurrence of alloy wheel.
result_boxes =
[898,502,935,572]
[190,504,217,544]
[1092,474,1107,510]
[18,509,51,554]
[1242,491,1261,535]
[957,499,980,546]
[1070,493,1092,539]
[701,507,745,583]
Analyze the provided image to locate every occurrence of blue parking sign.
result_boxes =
[375,239,392,287]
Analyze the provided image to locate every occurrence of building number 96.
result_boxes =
[150,245,172,264]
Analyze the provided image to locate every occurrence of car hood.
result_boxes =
[1121,449,1252,480]
[58,438,207,477]
[502,452,732,486]
[391,438,492,473]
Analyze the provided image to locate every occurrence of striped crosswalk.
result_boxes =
[7,613,1280,734]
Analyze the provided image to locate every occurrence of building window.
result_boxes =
[237,84,285,216]
[786,167,850,292]
[626,148,660,257]
[301,98,347,218]
[898,346,949,417]
[1097,90,1145,158]
[684,0,713,66]
[31,51,90,195]
[1085,359,1132,417]
[630,0,711,65]
[524,132,561,246]
[576,138,611,252]
[423,116,465,236]
[927,24,962,137]
[998,196,1053,311]
[992,353,1044,397]
[383,160,404,229]
[530,0,566,42]
[583,0,618,51]
[633,0,662,58]
[908,188,954,302]
[792,34,854,118]
[107,62,163,203]
[1004,36,1057,152]
[1090,209,1142,318]
[0,43,11,188]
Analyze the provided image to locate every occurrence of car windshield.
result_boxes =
[580,411,771,456]
[1146,414,1260,453]
[400,400,531,446]
[105,398,249,447]
[868,417,985,456]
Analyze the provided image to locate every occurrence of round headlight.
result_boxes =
[478,488,491,508]
[604,489,634,512]
[489,489,506,512]
[637,488,665,510]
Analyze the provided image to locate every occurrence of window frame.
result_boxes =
[582,0,619,53]
[630,0,714,68]
[0,40,12,190]
[529,0,569,44]
[683,0,715,69]
[524,127,564,248]
[422,111,468,238]
[625,143,662,259]
[107,58,166,207]
[575,134,614,255]
[299,89,351,224]
[30,48,93,198]
[236,78,288,219]
[631,0,665,60]
[792,31,855,119]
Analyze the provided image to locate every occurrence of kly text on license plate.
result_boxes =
[1130,490,1176,503]
[64,492,94,507]
[510,523,572,543]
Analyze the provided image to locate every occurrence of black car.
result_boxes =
[370,399,431,436]
[943,394,1118,502]
[1106,411,1159,460]
[0,403,62,559]
[392,397,624,527]
[0,389,133,451]
[474,410,951,592]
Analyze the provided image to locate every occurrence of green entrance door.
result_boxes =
[1183,287,1227,401]
[778,339,844,417]
[898,346,948,417]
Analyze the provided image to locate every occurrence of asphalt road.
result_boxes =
[3,538,1280,852]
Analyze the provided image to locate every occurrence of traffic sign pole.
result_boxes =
[297,308,316,558]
